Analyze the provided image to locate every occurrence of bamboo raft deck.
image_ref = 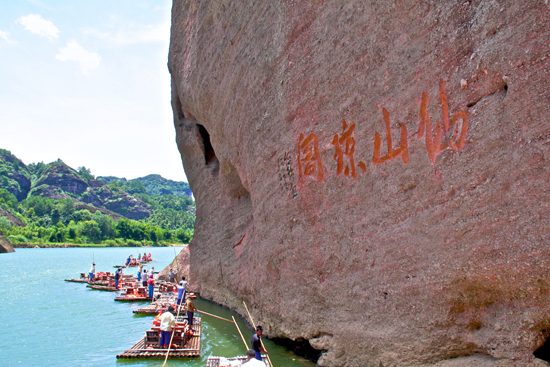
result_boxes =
[115,293,152,301]
[64,278,89,283]
[133,294,178,314]
[206,355,270,367]
[117,316,201,359]
[86,284,119,291]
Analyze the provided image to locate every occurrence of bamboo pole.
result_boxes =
[243,301,274,367]
[197,309,233,323]
[232,315,249,350]
[173,248,180,284]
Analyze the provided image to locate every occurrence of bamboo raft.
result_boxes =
[117,316,201,359]
[65,278,89,283]
[87,280,112,286]
[206,355,270,367]
[87,284,119,291]
[133,294,178,314]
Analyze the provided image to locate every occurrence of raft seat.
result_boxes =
[145,331,159,346]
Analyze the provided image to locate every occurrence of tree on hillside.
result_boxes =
[78,166,94,182]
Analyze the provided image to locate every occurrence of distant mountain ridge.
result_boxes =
[0,148,192,221]
[97,174,193,199]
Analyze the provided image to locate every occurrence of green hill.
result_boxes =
[0,149,195,246]
[97,174,192,199]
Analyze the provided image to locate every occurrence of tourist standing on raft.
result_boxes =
[242,349,266,366]
[251,326,267,361]
[159,305,176,349]
[168,268,176,283]
[147,275,155,298]
[114,267,123,289]
[176,279,188,306]
[89,263,95,281]
[137,265,142,282]
[185,296,197,326]
[142,270,148,287]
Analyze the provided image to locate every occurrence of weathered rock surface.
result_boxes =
[168,1,550,366]
[158,245,191,284]
[0,234,15,253]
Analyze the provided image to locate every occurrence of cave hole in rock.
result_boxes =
[534,334,550,362]
[197,124,218,166]
[271,337,322,363]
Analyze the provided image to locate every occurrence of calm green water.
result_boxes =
[0,247,315,367]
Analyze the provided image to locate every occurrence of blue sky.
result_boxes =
[0,0,188,182]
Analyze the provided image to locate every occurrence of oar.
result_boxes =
[233,315,249,350]
[243,301,273,367]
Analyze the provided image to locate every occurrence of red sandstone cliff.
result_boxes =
[168,1,550,366]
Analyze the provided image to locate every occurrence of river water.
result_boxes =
[0,247,315,367]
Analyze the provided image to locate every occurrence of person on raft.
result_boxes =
[114,267,123,289]
[185,296,197,326]
[159,305,176,349]
[243,348,266,366]
[176,278,188,307]
[125,256,131,266]
[89,263,95,281]
[168,268,176,283]
[142,270,148,287]
[147,275,155,299]
[137,265,143,282]
[251,326,267,361]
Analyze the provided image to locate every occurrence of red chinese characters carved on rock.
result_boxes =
[372,107,409,166]
[297,133,324,182]
[332,120,367,178]
[414,79,469,164]
[292,79,469,185]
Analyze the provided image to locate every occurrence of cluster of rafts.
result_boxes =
[65,262,270,366]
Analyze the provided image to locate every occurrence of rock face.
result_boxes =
[0,150,31,201]
[0,234,15,253]
[168,1,550,366]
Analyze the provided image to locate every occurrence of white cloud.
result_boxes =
[85,21,170,45]
[56,41,101,74]
[18,14,59,41]
[0,30,14,44]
